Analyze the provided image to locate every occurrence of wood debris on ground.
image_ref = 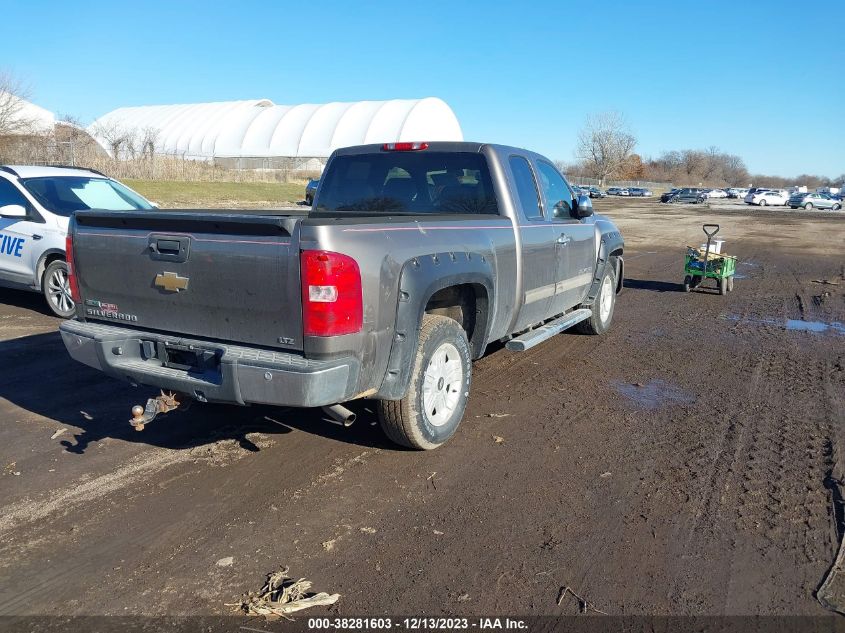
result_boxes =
[556,585,607,615]
[230,567,340,618]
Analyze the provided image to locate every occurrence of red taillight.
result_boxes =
[300,250,362,336]
[382,142,429,151]
[65,235,81,304]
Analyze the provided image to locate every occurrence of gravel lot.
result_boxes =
[0,197,843,618]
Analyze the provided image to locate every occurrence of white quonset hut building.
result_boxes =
[88,97,463,170]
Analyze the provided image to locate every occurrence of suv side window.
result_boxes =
[0,178,29,208]
[509,156,543,220]
[536,161,574,220]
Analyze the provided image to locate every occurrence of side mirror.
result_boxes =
[574,194,593,219]
[0,204,27,219]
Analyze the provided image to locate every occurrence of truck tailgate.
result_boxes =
[72,211,303,351]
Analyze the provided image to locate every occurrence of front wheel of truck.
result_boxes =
[575,257,617,335]
[377,314,472,450]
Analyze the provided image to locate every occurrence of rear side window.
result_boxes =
[509,156,542,220]
[314,151,498,216]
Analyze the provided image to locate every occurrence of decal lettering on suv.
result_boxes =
[0,233,25,257]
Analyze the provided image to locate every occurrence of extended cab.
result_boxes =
[60,142,624,449]
[0,165,155,317]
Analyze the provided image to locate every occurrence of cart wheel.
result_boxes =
[683,276,692,293]
[727,276,735,292]
[719,277,728,295]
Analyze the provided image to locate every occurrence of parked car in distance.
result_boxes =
[0,165,156,317]
[703,188,728,198]
[660,188,680,203]
[745,190,788,206]
[582,186,606,198]
[606,187,622,196]
[726,188,749,198]
[305,179,319,205]
[788,192,842,210]
[628,187,654,197]
[668,188,706,204]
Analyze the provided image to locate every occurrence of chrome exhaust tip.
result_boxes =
[321,404,356,427]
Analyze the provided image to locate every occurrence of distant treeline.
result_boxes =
[565,147,843,189]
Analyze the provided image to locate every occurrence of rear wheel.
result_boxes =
[683,275,692,293]
[719,277,728,295]
[42,260,75,318]
[727,276,735,292]
[576,258,617,335]
[804,202,813,210]
[377,314,471,450]
[759,199,767,206]
[832,204,841,211]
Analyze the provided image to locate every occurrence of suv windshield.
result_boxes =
[314,151,498,215]
[21,176,154,217]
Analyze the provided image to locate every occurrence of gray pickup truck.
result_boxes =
[60,142,624,449]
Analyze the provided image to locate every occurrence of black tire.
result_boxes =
[804,202,813,210]
[727,276,735,292]
[42,259,75,318]
[575,258,617,335]
[790,206,798,209]
[719,277,728,295]
[759,199,767,206]
[683,275,692,293]
[832,204,841,211]
[377,314,471,450]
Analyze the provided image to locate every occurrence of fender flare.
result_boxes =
[376,252,494,400]
[582,230,624,306]
[35,248,66,290]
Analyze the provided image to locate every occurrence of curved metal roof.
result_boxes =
[88,97,463,158]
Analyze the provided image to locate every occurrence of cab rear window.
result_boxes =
[313,151,499,215]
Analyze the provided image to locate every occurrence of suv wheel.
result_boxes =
[43,260,75,318]
[377,314,471,450]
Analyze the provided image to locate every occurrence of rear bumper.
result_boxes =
[59,320,360,408]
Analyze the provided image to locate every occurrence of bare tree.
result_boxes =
[0,70,36,136]
[90,120,131,159]
[576,111,637,185]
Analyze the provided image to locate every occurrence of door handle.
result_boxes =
[556,234,570,245]
[32,234,42,240]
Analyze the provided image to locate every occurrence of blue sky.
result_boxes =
[2,0,843,177]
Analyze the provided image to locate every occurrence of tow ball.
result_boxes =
[130,391,187,431]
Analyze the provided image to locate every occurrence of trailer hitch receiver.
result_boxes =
[130,391,185,431]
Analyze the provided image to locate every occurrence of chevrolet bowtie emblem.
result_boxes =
[154,271,190,292]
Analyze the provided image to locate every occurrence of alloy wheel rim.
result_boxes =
[48,267,74,314]
[422,342,463,427]
[599,274,614,323]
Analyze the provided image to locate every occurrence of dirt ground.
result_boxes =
[0,197,843,620]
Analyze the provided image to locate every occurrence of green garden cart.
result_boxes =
[683,224,737,295]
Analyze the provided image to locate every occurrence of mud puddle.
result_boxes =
[611,379,695,410]
[724,314,845,335]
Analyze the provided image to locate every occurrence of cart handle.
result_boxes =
[703,224,720,237]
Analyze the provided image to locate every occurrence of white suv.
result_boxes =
[0,165,155,317]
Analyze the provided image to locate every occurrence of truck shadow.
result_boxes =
[623,278,683,293]
[0,287,57,317]
[0,331,395,455]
